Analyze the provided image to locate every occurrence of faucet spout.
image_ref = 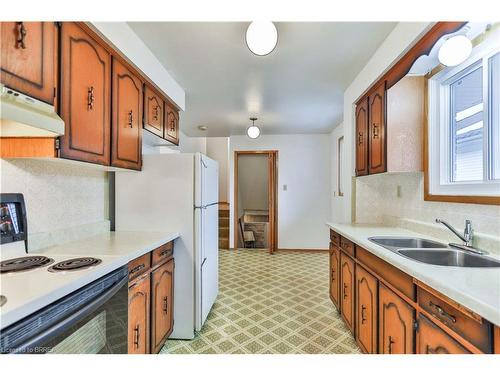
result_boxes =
[435,218,473,247]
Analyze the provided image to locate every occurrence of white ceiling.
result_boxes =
[128,22,396,137]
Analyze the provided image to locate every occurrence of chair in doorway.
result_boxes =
[239,217,256,248]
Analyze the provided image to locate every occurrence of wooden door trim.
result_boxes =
[234,150,278,253]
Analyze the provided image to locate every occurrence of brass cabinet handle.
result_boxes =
[361,305,367,324]
[130,263,145,275]
[128,110,134,128]
[429,301,457,324]
[170,119,175,132]
[358,132,363,145]
[373,123,379,139]
[331,269,335,281]
[153,105,159,121]
[163,296,168,314]
[16,22,27,49]
[159,249,171,258]
[426,345,448,354]
[87,86,95,110]
[343,283,348,299]
[133,324,140,349]
[387,335,395,354]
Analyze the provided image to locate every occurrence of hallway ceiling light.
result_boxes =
[438,34,472,67]
[245,21,278,56]
[247,117,260,139]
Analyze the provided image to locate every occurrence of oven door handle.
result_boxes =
[13,275,128,354]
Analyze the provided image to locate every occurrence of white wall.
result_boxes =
[91,22,185,110]
[229,134,331,250]
[237,154,269,211]
[206,137,229,202]
[330,123,345,223]
[338,22,432,223]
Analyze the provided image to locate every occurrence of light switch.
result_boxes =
[396,185,402,198]
[283,184,287,191]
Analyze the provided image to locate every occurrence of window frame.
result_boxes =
[426,40,500,203]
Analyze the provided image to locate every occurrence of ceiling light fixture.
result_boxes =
[245,21,278,56]
[198,125,208,131]
[247,117,260,139]
[438,34,472,67]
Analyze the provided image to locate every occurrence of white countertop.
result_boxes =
[326,222,500,326]
[0,231,179,330]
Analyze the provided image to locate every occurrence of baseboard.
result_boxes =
[276,248,329,253]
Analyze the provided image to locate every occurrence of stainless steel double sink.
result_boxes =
[368,236,500,268]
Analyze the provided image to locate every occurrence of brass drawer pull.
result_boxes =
[87,86,95,110]
[159,249,171,258]
[429,301,457,324]
[163,296,168,314]
[133,324,140,348]
[130,263,145,275]
[16,22,27,49]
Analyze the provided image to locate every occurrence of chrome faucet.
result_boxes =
[435,218,486,255]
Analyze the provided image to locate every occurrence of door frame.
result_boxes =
[234,150,278,254]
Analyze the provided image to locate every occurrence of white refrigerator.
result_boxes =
[114,153,219,339]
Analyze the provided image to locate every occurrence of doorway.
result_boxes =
[234,151,278,254]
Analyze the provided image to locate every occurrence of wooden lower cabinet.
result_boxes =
[378,283,414,354]
[329,243,340,310]
[417,315,470,354]
[151,259,174,353]
[128,274,150,354]
[340,253,355,333]
[355,265,378,353]
[494,326,500,354]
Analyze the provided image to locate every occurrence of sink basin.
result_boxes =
[369,236,446,251]
[397,249,500,268]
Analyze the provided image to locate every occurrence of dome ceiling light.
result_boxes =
[247,117,261,139]
[245,21,278,56]
[438,34,472,67]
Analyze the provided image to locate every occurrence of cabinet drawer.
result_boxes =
[417,285,491,353]
[128,253,151,281]
[330,230,340,247]
[152,241,174,267]
[340,236,355,257]
[357,246,414,299]
[417,314,470,354]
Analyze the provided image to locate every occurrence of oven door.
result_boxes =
[1,267,128,354]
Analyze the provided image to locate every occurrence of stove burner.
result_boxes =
[48,257,102,272]
[0,256,54,274]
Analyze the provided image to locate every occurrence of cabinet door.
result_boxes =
[340,253,355,333]
[164,103,179,145]
[329,243,340,311]
[59,22,111,165]
[379,283,414,354]
[417,315,470,354]
[368,81,386,174]
[143,85,164,137]
[151,259,174,353]
[355,97,369,176]
[356,265,378,354]
[128,274,150,354]
[111,58,143,170]
[0,22,56,104]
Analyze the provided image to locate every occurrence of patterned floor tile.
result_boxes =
[161,249,360,354]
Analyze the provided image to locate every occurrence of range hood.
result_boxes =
[0,84,64,137]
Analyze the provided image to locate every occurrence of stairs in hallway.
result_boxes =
[219,203,230,249]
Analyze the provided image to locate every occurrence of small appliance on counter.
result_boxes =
[0,193,128,354]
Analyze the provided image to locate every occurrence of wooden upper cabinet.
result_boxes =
[0,22,56,104]
[417,314,470,354]
[59,22,111,165]
[111,58,143,170]
[151,259,174,353]
[164,103,179,145]
[143,85,164,137]
[355,97,369,176]
[128,274,151,354]
[368,81,387,174]
[329,243,340,311]
[379,283,414,354]
[340,253,355,333]
[356,265,378,354]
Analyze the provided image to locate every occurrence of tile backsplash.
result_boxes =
[1,159,109,251]
[355,172,500,253]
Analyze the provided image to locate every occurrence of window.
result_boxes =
[428,42,500,198]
